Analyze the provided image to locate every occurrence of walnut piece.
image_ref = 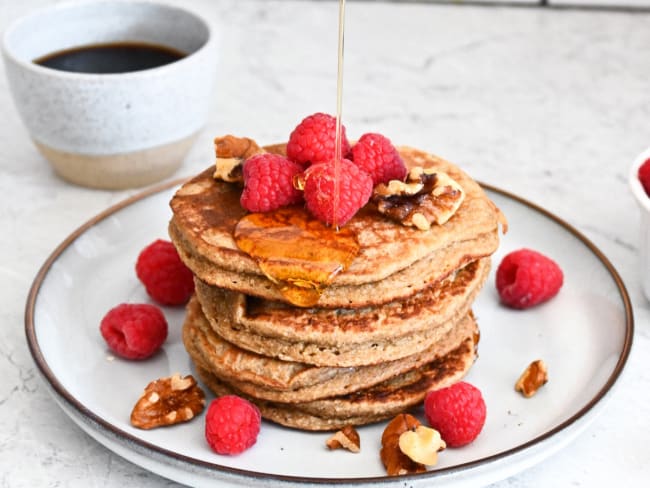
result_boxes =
[372,167,465,230]
[130,373,205,429]
[380,413,426,476]
[398,425,446,467]
[515,359,548,398]
[326,425,360,453]
[213,135,264,183]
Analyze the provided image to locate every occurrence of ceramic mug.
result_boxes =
[630,146,650,301]
[2,0,218,189]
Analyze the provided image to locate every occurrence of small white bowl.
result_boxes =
[2,1,218,189]
[629,146,650,301]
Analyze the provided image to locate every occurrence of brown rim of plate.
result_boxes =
[24,177,634,485]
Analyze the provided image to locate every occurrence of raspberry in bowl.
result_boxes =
[629,147,650,301]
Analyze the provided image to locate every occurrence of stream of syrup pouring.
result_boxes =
[233,0,359,308]
[333,0,346,231]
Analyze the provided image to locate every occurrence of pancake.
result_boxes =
[193,333,477,431]
[175,224,497,310]
[183,294,477,402]
[171,139,502,432]
[193,258,489,367]
[169,145,505,308]
[195,366,389,430]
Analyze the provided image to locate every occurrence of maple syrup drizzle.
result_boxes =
[232,1,357,307]
[234,207,359,307]
[333,0,346,230]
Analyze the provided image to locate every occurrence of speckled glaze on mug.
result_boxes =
[2,1,218,189]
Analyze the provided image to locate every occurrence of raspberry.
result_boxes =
[495,248,564,309]
[302,159,373,226]
[351,133,407,185]
[99,303,167,360]
[135,239,194,306]
[205,395,261,455]
[240,153,303,212]
[638,157,650,197]
[286,113,351,166]
[424,381,486,448]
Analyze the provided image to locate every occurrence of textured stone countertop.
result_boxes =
[1,1,648,487]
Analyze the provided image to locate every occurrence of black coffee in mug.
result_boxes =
[34,41,186,74]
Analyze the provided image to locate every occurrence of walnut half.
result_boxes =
[398,425,446,467]
[213,135,265,183]
[372,167,465,230]
[326,425,361,453]
[380,413,427,476]
[515,359,548,398]
[130,373,205,430]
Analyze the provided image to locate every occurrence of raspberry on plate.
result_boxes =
[205,395,261,455]
[351,133,407,185]
[135,239,194,306]
[638,157,650,197]
[99,303,167,360]
[240,153,304,212]
[302,158,373,227]
[286,113,351,166]
[424,381,486,448]
[495,248,564,309]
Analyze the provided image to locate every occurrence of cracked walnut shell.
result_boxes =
[372,167,465,230]
[130,373,205,429]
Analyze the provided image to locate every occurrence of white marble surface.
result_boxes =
[1,0,649,486]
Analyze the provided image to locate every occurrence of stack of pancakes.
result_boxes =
[170,144,504,431]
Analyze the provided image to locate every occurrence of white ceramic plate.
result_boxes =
[25,181,633,488]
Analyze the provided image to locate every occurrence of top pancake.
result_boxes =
[169,145,504,307]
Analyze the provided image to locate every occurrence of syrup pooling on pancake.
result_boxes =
[234,206,360,307]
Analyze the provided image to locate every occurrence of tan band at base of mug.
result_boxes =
[35,132,198,190]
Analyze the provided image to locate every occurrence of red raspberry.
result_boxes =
[302,159,373,226]
[351,133,407,185]
[135,239,194,306]
[205,395,261,455]
[99,303,167,360]
[495,249,564,309]
[424,381,486,448]
[638,157,650,197]
[286,113,351,166]
[240,153,303,212]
